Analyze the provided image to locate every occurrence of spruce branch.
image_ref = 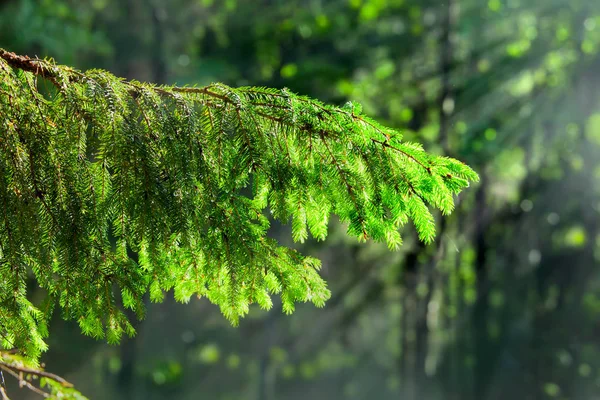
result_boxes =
[0,49,478,364]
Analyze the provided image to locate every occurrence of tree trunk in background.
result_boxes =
[406,1,458,397]
[398,0,458,388]
[400,243,422,400]
[114,1,168,397]
[257,312,278,400]
[473,171,489,400]
[439,0,456,153]
[149,0,168,84]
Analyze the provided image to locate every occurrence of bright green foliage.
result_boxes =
[0,51,477,360]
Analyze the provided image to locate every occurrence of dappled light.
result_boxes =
[1,0,599,399]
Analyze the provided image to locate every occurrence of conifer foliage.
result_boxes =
[0,49,478,365]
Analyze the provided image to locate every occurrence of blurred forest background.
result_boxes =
[2,0,600,399]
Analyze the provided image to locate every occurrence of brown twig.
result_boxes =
[0,365,50,398]
[0,50,54,76]
[0,361,73,388]
[0,49,239,109]
[0,49,60,87]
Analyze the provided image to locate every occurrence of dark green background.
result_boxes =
[2,0,600,399]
